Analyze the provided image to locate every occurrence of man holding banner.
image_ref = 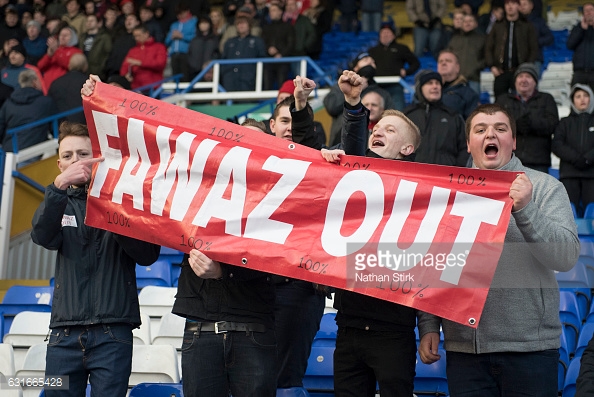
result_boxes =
[418,104,580,396]
[320,70,424,397]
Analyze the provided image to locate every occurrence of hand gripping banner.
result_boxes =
[83,83,518,327]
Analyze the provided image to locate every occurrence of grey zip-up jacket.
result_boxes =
[418,155,579,353]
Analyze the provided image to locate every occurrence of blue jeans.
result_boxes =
[445,350,559,397]
[181,325,277,397]
[413,27,443,58]
[381,83,405,111]
[333,327,417,397]
[45,324,133,397]
[275,280,325,387]
[361,12,382,32]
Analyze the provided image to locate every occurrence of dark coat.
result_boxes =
[441,75,480,119]
[188,32,219,76]
[0,87,56,152]
[31,184,160,328]
[368,40,420,77]
[404,96,468,167]
[221,35,267,91]
[496,90,558,167]
[552,110,594,179]
[567,24,594,72]
[485,17,538,70]
[48,70,88,124]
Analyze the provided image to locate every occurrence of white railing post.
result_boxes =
[0,153,17,279]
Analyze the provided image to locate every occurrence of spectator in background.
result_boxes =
[45,0,67,19]
[48,52,88,124]
[188,15,219,80]
[261,2,295,90]
[38,25,83,87]
[438,50,479,119]
[0,6,26,45]
[324,52,394,146]
[485,0,538,97]
[404,70,469,166]
[223,0,247,24]
[456,0,484,15]
[0,69,56,154]
[567,2,594,93]
[165,2,196,82]
[447,13,485,94]
[368,21,420,111]
[120,25,167,90]
[62,0,86,38]
[23,20,47,65]
[520,0,553,76]
[139,5,164,43]
[337,0,358,32]
[496,63,558,172]
[106,73,131,90]
[253,0,269,27]
[406,0,447,58]
[302,0,333,59]
[361,0,384,32]
[577,331,594,395]
[1,43,47,94]
[79,13,111,80]
[104,12,138,80]
[103,4,122,40]
[210,8,227,37]
[34,8,50,37]
[443,7,465,47]
[552,84,594,217]
[477,0,504,34]
[0,38,18,69]
[361,90,385,134]
[20,11,34,32]
[285,0,316,60]
[218,6,262,54]
[221,15,266,92]
[120,0,135,17]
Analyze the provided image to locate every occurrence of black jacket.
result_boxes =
[48,70,87,124]
[404,97,468,167]
[552,110,594,178]
[567,24,594,72]
[334,102,417,332]
[485,17,538,71]
[496,90,559,167]
[0,87,56,152]
[172,256,275,329]
[31,184,160,328]
[368,40,420,78]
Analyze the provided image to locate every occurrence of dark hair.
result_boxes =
[465,103,516,140]
[272,96,293,119]
[58,121,89,144]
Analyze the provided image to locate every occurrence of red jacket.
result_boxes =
[38,46,83,88]
[120,38,167,89]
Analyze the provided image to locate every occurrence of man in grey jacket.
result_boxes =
[417,103,580,396]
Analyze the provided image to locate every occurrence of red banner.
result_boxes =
[83,83,518,327]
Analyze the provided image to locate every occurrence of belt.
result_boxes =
[185,321,266,334]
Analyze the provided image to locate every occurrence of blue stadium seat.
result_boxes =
[40,383,91,396]
[159,246,184,265]
[413,350,448,396]
[129,382,183,397]
[314,312,337,344]
[560,331,570,392]
[303,345,334,394]
[0,285,53,341]
[136,259,173,290]
[276,387,311,397]
[575,322,594,359]
[580,238,594,258]
[562,358,581,397]
[584,203,594,219]
[556,261,592,320]
[559,290,582,355]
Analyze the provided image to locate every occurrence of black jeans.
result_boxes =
[333,326,416,397]
[445,350,558,397]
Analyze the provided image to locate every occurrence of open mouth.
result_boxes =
[485,144,498,156]
[372,140,385,147]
